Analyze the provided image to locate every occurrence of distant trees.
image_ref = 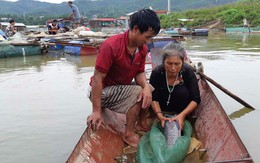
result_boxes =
[160,1,260,28]
[0,14,59,25]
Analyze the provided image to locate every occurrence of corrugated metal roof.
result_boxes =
[0,22,26,27]
[93,18,115,21]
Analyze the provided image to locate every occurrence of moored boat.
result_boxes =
[63,40,99,56]
[192,28,209,36]
[225,27,260,34]
[178,28,192,35]
[46,38,104,56]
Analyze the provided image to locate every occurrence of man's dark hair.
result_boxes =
[129,8,160,35]
[9,19,15,24]
[68,1,72,4]
[53,19,57,22]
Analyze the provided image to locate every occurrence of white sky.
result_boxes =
[1,0,69,4]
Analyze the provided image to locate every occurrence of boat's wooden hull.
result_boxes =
[67,109,127,163]
[64,45,98,56]
[66,77,253,163]
[194,78,252,162]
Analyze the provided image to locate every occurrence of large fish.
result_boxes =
[163,120,181,148]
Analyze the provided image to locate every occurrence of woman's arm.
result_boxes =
[151,101,170,128]
[170,101,198,129]
[170,65,200,129]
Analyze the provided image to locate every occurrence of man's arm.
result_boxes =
[91,69,106,114]
[68,12,73,19]
[135,72,152,109]
[87,69,106,130]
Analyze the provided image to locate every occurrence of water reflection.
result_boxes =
[0,54,94,163]
[1,32,260,163]
[0,53,97,74]
[229,107,254,120]
[183,32,260,53]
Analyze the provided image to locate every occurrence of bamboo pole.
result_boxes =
[197,71,255,110]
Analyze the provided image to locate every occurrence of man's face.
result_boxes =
[133,26,156,46]
[68,3,72,7]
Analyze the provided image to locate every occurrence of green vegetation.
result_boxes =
[159,1,260,28]
[0,14,60,25]
[0,0,239,25]
[1,0,259,28]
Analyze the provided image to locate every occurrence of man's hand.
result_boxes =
[86,111,102,130]
[138,84,152,109]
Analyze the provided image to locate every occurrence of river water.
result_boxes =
[0,32,260,163]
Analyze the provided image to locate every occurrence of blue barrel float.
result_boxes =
[64,40,98,56]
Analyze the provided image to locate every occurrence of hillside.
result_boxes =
[159,1,260,28]
[0,0,239,18]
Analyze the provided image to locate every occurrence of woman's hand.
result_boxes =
[169,114,185,130]
[157,113,171,128]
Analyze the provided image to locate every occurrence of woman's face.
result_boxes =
[164,55,183,77]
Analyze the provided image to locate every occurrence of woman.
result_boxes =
[149,42,201,130]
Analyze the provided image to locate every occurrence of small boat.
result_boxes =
[177,28,193,35]
[192,28,209,36]
[66,62,253,162]
[162,28,180,36]
[225,27,260,34]
[147,36,180,51]
[63,40,99,56]
[225,27,251,33]
[66,75,253,163]
[47,39,103,56]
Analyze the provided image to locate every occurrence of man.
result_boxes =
[5,19,17,37]
[48,19,60,35]
[68,1,81,28]
[87,8,160,147]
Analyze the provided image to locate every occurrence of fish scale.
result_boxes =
[163,120,181,148]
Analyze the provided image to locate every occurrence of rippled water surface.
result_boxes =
[0,32,260,162]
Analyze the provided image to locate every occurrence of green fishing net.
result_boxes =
[0,44,41,58]
[137,120,192,163]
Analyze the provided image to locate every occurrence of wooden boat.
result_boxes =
[66,35,253,162]
[225,27,260,34]
[0,42,42,58]
[47,39,103,56]
[192,28,209,36]
[177,28,193,35]
[63,40,99,56]
[66,70,253,163]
